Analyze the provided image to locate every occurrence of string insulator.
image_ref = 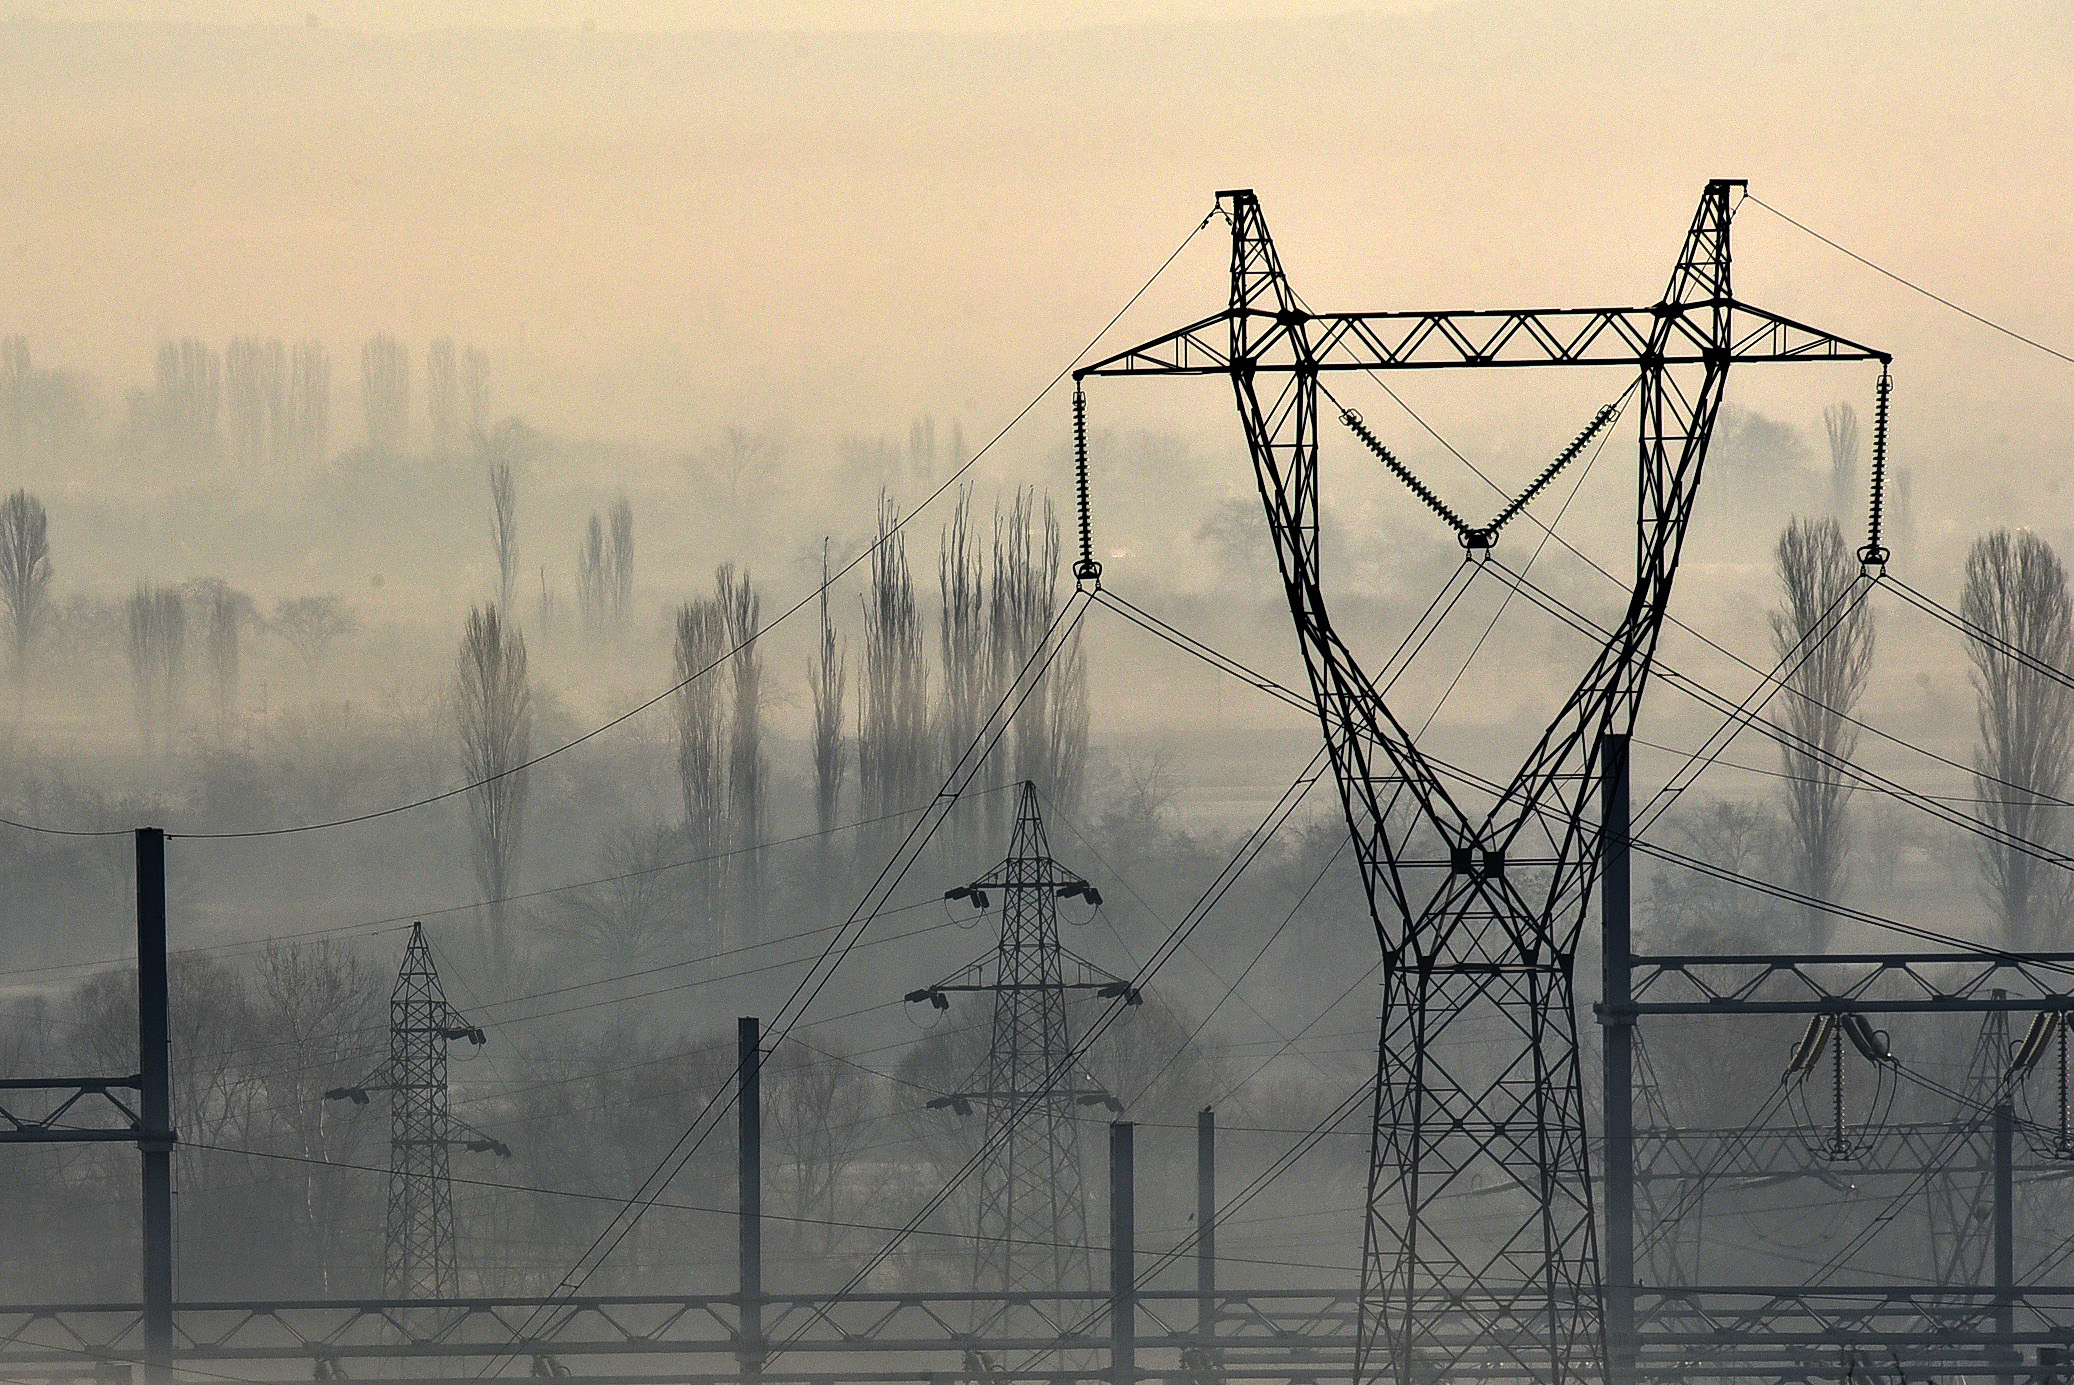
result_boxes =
[1859,369,1893,572]
[1072,386,1101,584]
[1339,408,1471,540]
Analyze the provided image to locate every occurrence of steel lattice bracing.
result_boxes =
[908,783,1131,1300]
[1080,182,1886,1385]
[386,924,460,1300]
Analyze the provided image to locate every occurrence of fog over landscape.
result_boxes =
[3,2,2073,1371]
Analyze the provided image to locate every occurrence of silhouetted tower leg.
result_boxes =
[386,923,461,1300]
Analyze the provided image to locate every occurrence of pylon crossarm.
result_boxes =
[1081,302,1884,380]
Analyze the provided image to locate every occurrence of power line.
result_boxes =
[1744,193,2074,368]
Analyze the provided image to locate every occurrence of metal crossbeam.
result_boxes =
[1078,304,1885,378]
[1632,950,2074,1014]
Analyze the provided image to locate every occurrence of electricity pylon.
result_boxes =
[905,782,1134,1298]
[1078,182,1888,1385]
[328,923,502,1299]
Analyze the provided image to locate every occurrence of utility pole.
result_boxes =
[1600,736,1636,1385]
[904,782,1134,1297]
[738,1017,764,1385]
[1196,1107,1216,1343]
[1109,1121,1135,1385]
[1078,181,1887,1385]
[137,828,173,1385]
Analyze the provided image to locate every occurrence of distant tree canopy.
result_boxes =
[1963,529,2074,950]
[456,603,533,981]
[0,488,53,680]
[1769,516,1875,949]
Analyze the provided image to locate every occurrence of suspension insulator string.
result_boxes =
[1484,401,1621,543]
[1339,407,1473,542]
[1859,368,1893,572]
[1071,385,1102,585]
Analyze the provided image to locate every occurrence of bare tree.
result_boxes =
[194,581,251,739]
[272,594,357,669]
[1963,529,2074,949]
[0,489,52,687]
[938,486,990,855]
[609,495,634,626]
[1769,517,1875,949]
[0,335,27,458]
[476,417,535,615]
[577,515,608,636]
[763,1037,882,1272]
[1824,403,1861,524]
[859,493,929,847]
[456,604,533,979]
[673,600,729,939]
[125,584,188,749]
[68,952,261,1193]
[543,824,679,969]
[288,341,330,466]
[718,566,764,941]
[811,540,847,847]
[155,339,220,466]
[425,338,458,458]
[252,941,383,1294]
[992,490,1082,812]
[461,346,490,437]
[360,335,409,456]
[226,338,286,471]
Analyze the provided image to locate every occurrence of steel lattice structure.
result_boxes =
[385,925,467,1299]
[326,924,492,1301]
[908,783,1132,1299]
[1079,182,1887,1385]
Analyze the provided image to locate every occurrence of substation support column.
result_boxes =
[1996,1089,2016,1384]
[738,1017,764,1385]
[137,827,175,1385]
[1599,737,1636,1385]
[1110,1122,1136,1385]
[1197,1108,1216,1346]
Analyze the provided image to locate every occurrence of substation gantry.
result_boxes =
[1074,182,1889,1385]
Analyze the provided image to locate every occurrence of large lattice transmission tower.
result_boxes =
[906,782,1134,1296]
[1078,182,1888,1385]
[328,923,501,1299]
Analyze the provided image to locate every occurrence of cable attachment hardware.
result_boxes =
[1858,369,1893,573]
[1071,386,1102,585]
[1339,409,1472,540]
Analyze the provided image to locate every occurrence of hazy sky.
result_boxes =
[4,0,2068,465]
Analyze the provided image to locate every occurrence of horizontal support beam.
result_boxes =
[0,1129,144,1144]
[1630,997,2074,1014]
[1076,302,1887,378]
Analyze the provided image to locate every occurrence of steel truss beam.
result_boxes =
[1631,950,2074,1014]
[1077,183,1886,1385]
[6,1288,2068,1383]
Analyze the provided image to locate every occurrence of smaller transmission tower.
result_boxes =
[328,923,503,1299]
[905,783,1136,1296]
